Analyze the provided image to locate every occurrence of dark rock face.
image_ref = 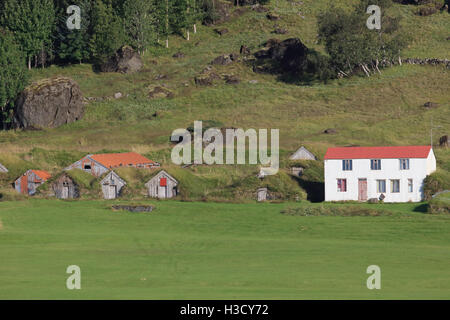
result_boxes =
[14,77,84,129]
[100,46,143,74]
[269,38,308,73]
[254,38,309,75]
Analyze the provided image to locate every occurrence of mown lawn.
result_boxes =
[0,200,449,299]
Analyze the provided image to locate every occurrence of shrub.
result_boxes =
[423,170,450,200]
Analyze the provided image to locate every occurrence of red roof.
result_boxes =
[31,170,51,181]
[89,152,156,168]
[324,146,432,160]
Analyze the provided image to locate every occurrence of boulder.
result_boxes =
[100,46,143,74]
[195,72,220,86]
[214,28,229,36]
[253,38,309,75]
[268,38,308,73]
[172,52,185,59]
[14,77,84,129]
[273,27,288,34]
[211,54,233,65]
[324,128,337,134]
[148,86,174,99]
[240,45,251,55]
[224,74,240,84]
[424,101,439,109]
[267,13,280,21]
[114,92,123,99]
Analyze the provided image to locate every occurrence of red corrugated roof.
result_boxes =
[324,146,432,160]
[90,152,156,168]
[31,170,51,181]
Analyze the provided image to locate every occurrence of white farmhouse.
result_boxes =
[324,146,436,203]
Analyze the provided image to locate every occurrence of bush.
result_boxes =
[428,193,450,214]
[423,170,450,200]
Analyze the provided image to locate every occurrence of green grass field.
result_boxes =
[1,199,449,299]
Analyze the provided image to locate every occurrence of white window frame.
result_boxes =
[408,179,413,193]
[376,179,386,193]
[371,159,381,170]
[337,178,347,192]
[342,160,353,171]
[390,179,400,193]
[399,159,410,170]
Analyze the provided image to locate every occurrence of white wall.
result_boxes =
[324,150,436,203]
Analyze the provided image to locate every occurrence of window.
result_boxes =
[408,179,413,193]
[337,179,347,192]
[399,159,410,170]
[371,159,381,170]
[391,179,400,193]
[376,180,386,193]
[83,164,91,170]
[342,160,353,171]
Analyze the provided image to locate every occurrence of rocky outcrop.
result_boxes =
[253,38,309,74]
[148,86,174,99]
[100,46,143,74]
[14,77,84,129]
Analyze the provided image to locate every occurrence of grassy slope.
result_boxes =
[0,199,449,299]
[0,1,448,158]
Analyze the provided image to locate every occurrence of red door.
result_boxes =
[358,179,368,201]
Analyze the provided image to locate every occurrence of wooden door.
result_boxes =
[158,185,167,198]
[62,186,69,199]
[108,185,117,199]
[358,179,368,201]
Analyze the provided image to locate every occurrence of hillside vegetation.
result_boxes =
[0,0,448,201]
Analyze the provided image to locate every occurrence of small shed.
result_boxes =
[52,173,79,199]
[0,163,8,173]
[101,171,126,199]
[257,188,268,202]
[145,170,178,199]
[289,146,317,160]
[14,170,51,195]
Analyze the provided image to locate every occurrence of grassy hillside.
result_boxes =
[0,0,448,199]
[1,199,450,299]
